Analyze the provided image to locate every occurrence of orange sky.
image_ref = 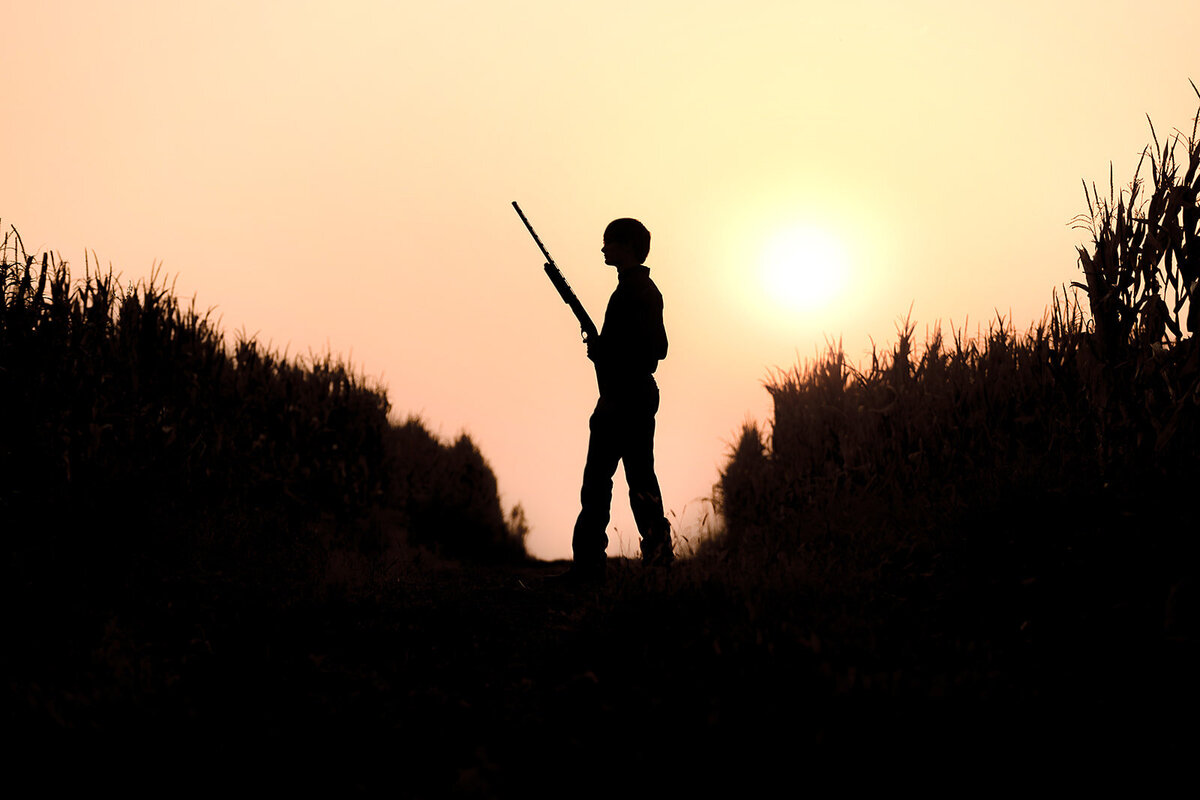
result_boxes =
[5,1,1199,559]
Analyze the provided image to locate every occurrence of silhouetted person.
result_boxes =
[559,218,673,583]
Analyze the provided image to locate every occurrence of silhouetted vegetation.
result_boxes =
[717,92,1200,563]
[0,230,525,601]
[385,418,528,562]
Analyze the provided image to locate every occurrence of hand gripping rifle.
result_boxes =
[512,201,599,344]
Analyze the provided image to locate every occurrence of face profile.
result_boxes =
[602,218,651,269]
[601,237,638,268]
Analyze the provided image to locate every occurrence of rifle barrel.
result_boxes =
[512,201,598,343]
[512,201,554,265]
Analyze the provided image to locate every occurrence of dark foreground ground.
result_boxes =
[5,534,1198,794]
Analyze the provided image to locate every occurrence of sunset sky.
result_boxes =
[5,1,1199,559]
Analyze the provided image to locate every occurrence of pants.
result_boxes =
[571,383,671,566]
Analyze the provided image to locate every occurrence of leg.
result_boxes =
[619,390,673,566]
[571,400,622,569]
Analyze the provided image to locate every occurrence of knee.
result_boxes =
[580,473,613,503]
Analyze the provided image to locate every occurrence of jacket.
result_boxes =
[592,265,668,399]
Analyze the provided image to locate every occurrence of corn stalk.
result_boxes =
[1073,82,1200,358]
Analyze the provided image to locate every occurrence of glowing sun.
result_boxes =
[761,225,850,312]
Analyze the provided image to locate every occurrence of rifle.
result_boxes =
[512,201,599,343]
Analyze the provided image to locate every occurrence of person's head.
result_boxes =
[602,218,651,268]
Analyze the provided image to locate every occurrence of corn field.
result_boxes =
[0,230,522,585]
[718,94,1200,562]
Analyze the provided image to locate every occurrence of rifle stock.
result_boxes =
[512,201,598,343]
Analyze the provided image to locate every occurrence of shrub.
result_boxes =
[383,419,527,562]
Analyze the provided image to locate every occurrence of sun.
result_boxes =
[761,225,850,313]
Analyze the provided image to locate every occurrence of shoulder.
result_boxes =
[632,268,663,302]
[623,279,662,313]
[643,275,664,309]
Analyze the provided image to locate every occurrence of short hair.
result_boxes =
[604,218,651,263]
